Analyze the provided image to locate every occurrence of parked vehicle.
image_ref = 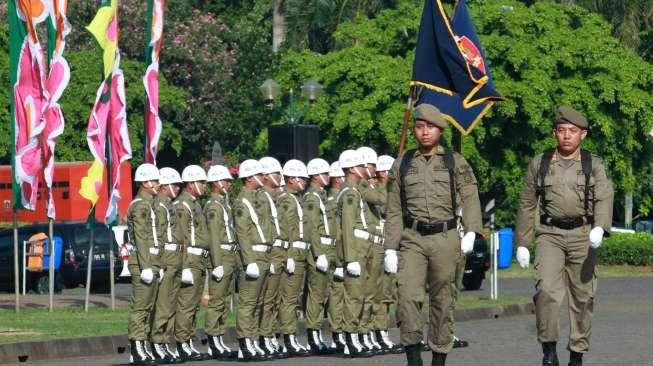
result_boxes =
[0,222,123,293]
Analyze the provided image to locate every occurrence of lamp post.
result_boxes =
[259,78,323,124]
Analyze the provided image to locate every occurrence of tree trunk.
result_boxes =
[273,0,286,53]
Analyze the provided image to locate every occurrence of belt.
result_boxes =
[353,229,384,246]
[540,215,593,230]
[403,216,457,236]
[149,247,160,255]
[251,244,269,253]
[291,241,310,250]
[186,247,210,257]
[164,243,183,252]
[220,244,236,251]
[272,239,289,249]
[320,237,334,246]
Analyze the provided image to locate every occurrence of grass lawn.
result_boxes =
[456,293,528,309]
[499,263,653,279]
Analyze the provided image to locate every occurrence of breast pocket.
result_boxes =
[403,174,423,200]
[576,174,595,202]
[433,169,452,200]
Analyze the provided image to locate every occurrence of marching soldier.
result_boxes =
[173,165,211,361]
[204,165,238,360]
[372,154,403,354]
[327,161,347,352]
[356,146,386,354]
[277,159,311,357]
[385,103,482,366]
[515,106,613,366]
[127,163,161,366]
[337,149,375,358]
[233,159,271,361]
[303,158,334,354]
[149,167,183,364]
[258,156,286,358]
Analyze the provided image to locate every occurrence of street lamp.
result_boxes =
[259,78,322,124]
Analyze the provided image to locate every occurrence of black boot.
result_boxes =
[164,344,182,364]
[542,342,559,366]
[344,332,374,358]
[130,340,156,366]
[432,352,447,366]
[283,334,310,357]
[421,340,431,352]
[151,343,175,364]
[405,343,423,366]
[237,338,262,362]
[306,329,327,354]
[259,336,278,359]
[207,335,228,360]
[329,332,346,354]
[453,335,469,348]
[176,340,203,362]
[358,333,376,354]
[568,351,583,366]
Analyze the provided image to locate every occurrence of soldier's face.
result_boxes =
[218,180,233,193]
[143,180,159,195]
[413,120,442,149]
[554,123,587,154]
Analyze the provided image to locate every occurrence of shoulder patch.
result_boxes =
[236,208,244,218]
[347,196,354,205]
[208,212,216,220]
[306,203,315,211]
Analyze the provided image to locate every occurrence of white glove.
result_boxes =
[246,263,260,279]
[181,268,194,285]
[140,268,154,284]
[346,262,361,277]
[286,258,296,274]
[589,227,604,249]
[384,249,398,274]
[270,263,276,274]
[461,232,476,254]
[334,267,344,279]
[315,255,329,272]
[158,268,165,283]
[212,266,224,281]
[516,246,531,269]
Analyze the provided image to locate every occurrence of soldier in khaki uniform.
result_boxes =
[149,167,183,364]
[173,165,211,361]
[204,165,238,360]
[303,158,334,354]
[277,159,311,357]
[127,163,161,366]
[233,159,271,361]
[355,146,386,354]
[257,157,286,357]
[515,106,613,366]
[385,104,482,366]
[326,161,347,352]
[337,149,375,358]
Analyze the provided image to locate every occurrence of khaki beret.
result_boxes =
[555,106,588,129]
[413,103,447,129]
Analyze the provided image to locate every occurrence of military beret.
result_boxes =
[413,103,447,129]
[555,106,588,129]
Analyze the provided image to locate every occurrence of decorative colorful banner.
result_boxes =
[143,0,165,164]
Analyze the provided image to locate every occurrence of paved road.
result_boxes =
[5,277,652,365]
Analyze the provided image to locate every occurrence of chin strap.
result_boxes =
[169,184,177,198]
[319,174,328,186]
[253,176,264,188]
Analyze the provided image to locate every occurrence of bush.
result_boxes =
[598,233,653,266]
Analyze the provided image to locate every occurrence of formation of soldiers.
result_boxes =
[126,103,613,366]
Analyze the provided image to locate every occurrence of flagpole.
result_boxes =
[84,225,94,312]
[106,88,116,312]
[48,217,55,312]
[13,210,20,313]
[398,86,415,155]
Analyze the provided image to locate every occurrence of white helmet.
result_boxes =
[377,155,395,172]
[306,158,330,176]
[159,167,181,185]
[339,149,364,168]
[357,146,378,166]
[181,165,207,182]
[259,156,282,175]
[329,161,345,178]
[207,165,233,182]
[282,159,309,178]
[239,159,263,178]
[134,163,160,182]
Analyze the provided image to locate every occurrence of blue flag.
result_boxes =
[411,0,503,135]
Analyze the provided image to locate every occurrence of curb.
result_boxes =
[0,302,534,364]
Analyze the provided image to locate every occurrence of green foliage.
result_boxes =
[599,233,653,265]
[0,23,9,161]
[276,0,653,223]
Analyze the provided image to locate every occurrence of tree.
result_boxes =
[275,0,653,223]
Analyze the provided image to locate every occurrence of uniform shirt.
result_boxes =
[127,189,160,270]
[338,177,372,263]
[172,190,210,268]
[385,146,483,250]
[258,185,281,243]
[327,187,343,267]
[278,187,305,260]
[234,186,270,265]
[205,192,235,268]
[304,182,329,259]
[515,150,614,246]
[359,179,387,237]
[153,192,174,246]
